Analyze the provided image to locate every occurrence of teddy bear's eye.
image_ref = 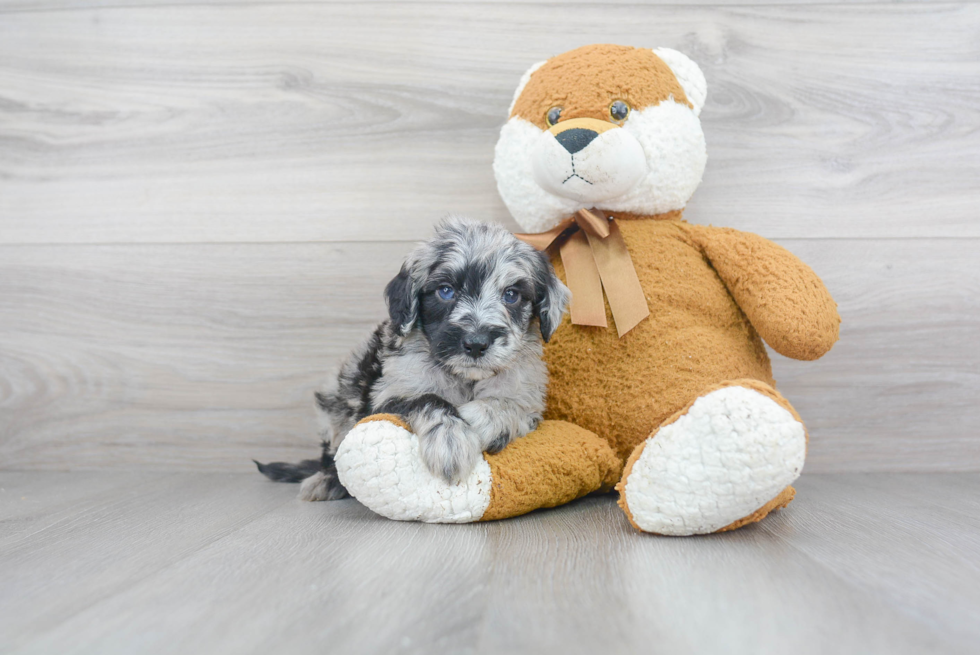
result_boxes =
[610,100,630,121]
[546,107,563,126]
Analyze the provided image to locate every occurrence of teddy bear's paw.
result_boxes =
[620,385,806,536]
[334,417,492,523]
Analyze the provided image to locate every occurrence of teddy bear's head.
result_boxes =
[494,44,708,233]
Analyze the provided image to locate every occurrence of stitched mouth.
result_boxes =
[562,156,592,186]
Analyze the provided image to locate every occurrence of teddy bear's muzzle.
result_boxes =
[531,117,646,203]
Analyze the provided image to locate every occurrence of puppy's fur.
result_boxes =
[256,217,570,501]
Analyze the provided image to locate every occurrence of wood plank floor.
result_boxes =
[1,471,977,655]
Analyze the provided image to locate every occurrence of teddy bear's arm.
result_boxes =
[690,226,840,361]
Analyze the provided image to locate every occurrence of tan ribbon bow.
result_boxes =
[516,208,650,337]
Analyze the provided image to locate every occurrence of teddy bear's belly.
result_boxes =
[543,220,775,462]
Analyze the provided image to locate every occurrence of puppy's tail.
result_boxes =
[253,440,332,482]
[254,442,349,501]
[253,457,322,483]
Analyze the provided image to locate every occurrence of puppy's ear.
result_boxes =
[384,265,418,335]
[532,251,571,342]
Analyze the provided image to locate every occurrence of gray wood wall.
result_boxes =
[1,1,978,473]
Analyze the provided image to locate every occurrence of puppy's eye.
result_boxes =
[503,288,520,304]
[546,107,562,126]
[610,100,630,121]
[437,285,455,301]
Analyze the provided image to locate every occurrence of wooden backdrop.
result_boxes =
[1,1,978,473]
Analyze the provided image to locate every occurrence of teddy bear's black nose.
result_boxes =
[555,128,599,154]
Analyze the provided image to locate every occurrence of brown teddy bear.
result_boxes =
[334,44,840,535]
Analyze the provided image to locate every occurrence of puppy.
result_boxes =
[256,217,570,501]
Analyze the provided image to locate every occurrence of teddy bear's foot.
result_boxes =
[617,382,807,536]
[335,414,493,523]
[335,415,621,523]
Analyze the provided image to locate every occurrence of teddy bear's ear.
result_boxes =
[652,48,707,117]
[507,60,548,115]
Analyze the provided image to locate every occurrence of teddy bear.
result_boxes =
[333,44,840,536]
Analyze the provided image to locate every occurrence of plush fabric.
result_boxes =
[716,486,797,533]
[337,414,494,524]
[481,420,621,521]
[539,216,836,531]
[337,416,619,523]
[547,219,773,461]
[615,379,808,534]
[692,226,840,361]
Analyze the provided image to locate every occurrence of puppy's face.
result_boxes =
[493,44,708,233]
[385,218,569,380]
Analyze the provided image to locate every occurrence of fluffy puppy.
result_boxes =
[256,217,570,501]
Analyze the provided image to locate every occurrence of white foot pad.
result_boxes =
[335,420,492,523]
[623,386,806,535]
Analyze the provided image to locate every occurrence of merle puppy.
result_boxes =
[256,217,570,501]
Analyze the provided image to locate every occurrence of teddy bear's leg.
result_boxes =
[335,415,621,523]
[616,380,807,536]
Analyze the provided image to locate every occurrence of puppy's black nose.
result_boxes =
[555,128,598,154]
[462,333,492,359]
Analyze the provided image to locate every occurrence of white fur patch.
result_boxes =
[601,101,707,217]
[335,419,492,523]
[494,117,579,233]
[622,386,806,536]
[531,128,646,203]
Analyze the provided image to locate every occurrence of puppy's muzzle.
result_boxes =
[460,328,504,360]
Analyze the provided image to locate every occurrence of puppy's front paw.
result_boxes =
[335,416,493,523]
[457,400,499,446]
[484,432,513,454]
[458,401,540,454]
[417,415,482,483]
